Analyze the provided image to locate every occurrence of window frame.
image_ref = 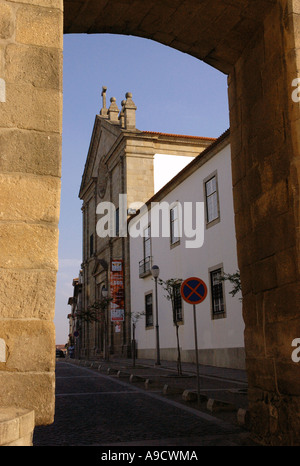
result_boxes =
[145,292,154,328]
[139,224,152,278]
[89,233,94,257]
[209,264,226,320]
[172,282,184,324]
[170,203,180,247]
[203,171,220,228]
[115,207,119,237]
[143,224,151,260]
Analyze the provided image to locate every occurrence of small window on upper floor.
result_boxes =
[170,204,180,247]
[89,233,94,257]
[139,225,152,277]
[115,208,119,237]
[143,225,151,260]
[204,172,220,227]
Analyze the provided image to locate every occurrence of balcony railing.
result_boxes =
[139,256,152,278]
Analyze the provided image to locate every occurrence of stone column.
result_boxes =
[228,0,300,445]
[0,0,63,426]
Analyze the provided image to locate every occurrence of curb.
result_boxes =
[207,398,236,412]
[67,359,250,427]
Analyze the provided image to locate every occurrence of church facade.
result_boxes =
[77,87,214,359]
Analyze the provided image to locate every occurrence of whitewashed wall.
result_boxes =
[129,142,245,369]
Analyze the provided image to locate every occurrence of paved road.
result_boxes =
[33,361,251,447]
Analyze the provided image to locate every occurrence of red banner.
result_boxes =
[110,260,125,322]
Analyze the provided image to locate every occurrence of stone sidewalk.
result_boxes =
[67,356,252,435]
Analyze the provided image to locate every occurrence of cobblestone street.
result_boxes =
[33,360,255,447]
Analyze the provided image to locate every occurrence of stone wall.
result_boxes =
[0,408,35,446]
[228,0,300,445]
[0,0,63,426]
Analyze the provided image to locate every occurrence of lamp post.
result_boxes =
[151,265,160,366]
[101,286,109,361]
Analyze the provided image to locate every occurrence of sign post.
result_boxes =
[192,303,200,403]
[180,277,207,405]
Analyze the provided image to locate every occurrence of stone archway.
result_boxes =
[0,0,300,445]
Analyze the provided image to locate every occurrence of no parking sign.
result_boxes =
[180,277,207,305]
[180,276,207,405]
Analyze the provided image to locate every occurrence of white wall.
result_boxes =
[129,143,245,368]
[154,154,194,193]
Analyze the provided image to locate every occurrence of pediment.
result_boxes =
[92,258,109,276]
[79,116,122,199]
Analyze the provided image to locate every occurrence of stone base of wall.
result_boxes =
[80,343,132,360]
[248,389,300,446]
[137,347,246,370]
[0,407,35,446]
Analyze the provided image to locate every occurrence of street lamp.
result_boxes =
[101,286,109,361]
[151,265,160,366]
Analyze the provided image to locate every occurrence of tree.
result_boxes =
[126,311,145,367]
[157,277,183,376]
[76,296,112,360]
[76,296,112,325]
[221,270,242,300]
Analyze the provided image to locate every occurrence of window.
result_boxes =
[139,225,152,277]
[145,293,153,327]
[173,283,183,323]
[205,174,219,224]
[89,234,94,257]
[170,204,180,245]
[144,225,151,259]
[115,208,119,236]
[210,268,225,319]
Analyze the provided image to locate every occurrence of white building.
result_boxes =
[129,130,245,369]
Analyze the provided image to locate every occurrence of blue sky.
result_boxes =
[56,33,230,344]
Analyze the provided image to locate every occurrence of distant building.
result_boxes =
[129,130,245,369]
[78,87,215,359]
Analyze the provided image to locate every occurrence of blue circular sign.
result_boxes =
[180,277,207,304]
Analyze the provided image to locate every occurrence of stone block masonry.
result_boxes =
[228,0,300,445]
[0,0,63,427]
[0,407,35,446]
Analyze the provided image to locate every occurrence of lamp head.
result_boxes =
[101,287,108,298]
[151,265,160,279]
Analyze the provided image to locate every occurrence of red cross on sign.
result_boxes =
[180,277,207,305]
